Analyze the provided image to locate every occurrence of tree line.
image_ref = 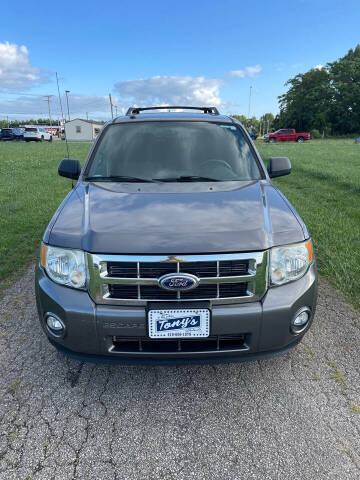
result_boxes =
[232,113,275,134]
[0,118,56,129]
[274,45,360,136]
[232,45,360,137]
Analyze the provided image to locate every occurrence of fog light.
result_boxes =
[46,315,65,335]
[291,308,311,334]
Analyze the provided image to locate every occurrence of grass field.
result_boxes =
[0,139,359,308]
[0,141,91,292]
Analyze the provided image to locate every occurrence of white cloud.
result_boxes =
[114,75,222,107]
[0,41,48,90]
[314,64,323,70]
[229,65,262,78]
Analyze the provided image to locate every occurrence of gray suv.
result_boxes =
[35,106,317,364]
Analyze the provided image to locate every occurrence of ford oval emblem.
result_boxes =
[158,273,200,291]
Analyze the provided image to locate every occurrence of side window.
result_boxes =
[76,125,81,134]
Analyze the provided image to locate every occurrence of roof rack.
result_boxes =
[125,106,220,116]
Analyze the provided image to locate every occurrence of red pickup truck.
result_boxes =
[264,129,310,143]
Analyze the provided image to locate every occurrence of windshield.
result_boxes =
[86,121,262,182]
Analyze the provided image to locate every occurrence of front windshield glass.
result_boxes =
[87,121,262,182]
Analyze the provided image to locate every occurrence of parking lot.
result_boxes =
[0,265,359,479]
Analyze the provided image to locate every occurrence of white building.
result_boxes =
[64,119,104,141]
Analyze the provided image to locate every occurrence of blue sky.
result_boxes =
[0,0,359,121]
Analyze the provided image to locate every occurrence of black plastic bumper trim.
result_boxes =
[49,337,302,366]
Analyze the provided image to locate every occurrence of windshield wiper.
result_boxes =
[85,175,156,183]
[154,175,220,182]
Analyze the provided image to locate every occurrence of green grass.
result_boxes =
[0,139,359,309]
[0,141,91,292]
[257,139,360,309]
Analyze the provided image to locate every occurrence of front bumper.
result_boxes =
[35,263,318,364]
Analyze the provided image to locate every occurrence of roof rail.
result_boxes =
[125,106,220,116]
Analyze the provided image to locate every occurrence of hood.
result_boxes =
[46,181,306,254]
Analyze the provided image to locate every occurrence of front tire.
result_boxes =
[269,137,276,143]
[297,137,304,143]
[40,136,44,142]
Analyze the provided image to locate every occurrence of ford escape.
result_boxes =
[35,106,317,364]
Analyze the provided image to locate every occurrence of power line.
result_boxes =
[56,72,65,124]
[0,112,49,115]
[0,91,56,97]
[65,90,71,121]
[109,94,114,118]
[44,95,54,126]
[248,85,252,118]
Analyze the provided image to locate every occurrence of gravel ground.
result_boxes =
[0,265,359,480]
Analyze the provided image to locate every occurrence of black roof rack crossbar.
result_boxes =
[126,106,220,116]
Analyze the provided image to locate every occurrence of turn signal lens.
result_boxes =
[40,244,48,267]
[305,239,313,263]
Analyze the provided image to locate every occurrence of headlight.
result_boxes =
[270,239,313,286]
[40,244,87,289]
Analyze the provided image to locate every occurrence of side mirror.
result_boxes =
[58,158,81,180]
[267,156,291,178]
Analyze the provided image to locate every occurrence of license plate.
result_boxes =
[148,309,210,339]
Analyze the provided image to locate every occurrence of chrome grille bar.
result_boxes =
[87,252,268,306]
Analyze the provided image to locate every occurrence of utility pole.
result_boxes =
[65,90,71,121]
[86,112,89,120]
[109,94,114,119]
[56,72,65,125]
[7,116,9,127]
[248,85,252,118]
[44,95,54,126]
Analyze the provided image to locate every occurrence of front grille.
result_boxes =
[107,262,138,278]
[111,334,249,353]
[220,260,249,276]
[107,282,249,300]
[107,260,248,279]
[88,252,267,305]
[108,284,139,299]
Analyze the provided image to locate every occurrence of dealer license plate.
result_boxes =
[148,309,210,339]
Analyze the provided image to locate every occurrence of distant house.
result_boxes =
[64,118,104,141]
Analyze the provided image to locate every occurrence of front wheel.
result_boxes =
[297,137,304,143]
[269,137,276,143]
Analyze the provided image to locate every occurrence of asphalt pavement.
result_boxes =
[0,265,359,479]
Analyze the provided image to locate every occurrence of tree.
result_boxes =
[275,44,360,135]
[231,114,259,131]
[259,113,275,133]
[276,68,332,132]
[327,45,360,134]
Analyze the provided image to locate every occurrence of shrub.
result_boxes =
[311,129,321,139]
